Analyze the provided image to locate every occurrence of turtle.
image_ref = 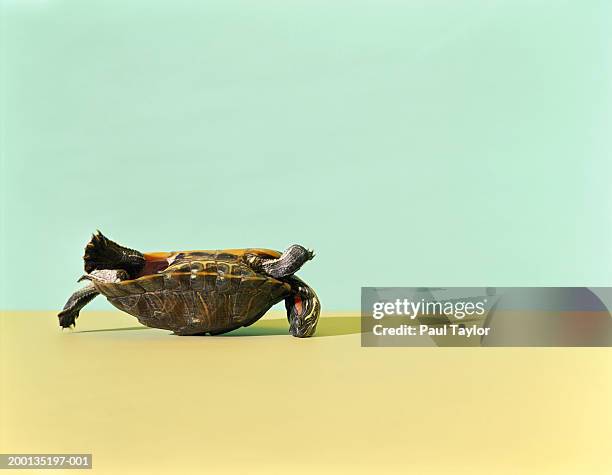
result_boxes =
[58,231,320,337]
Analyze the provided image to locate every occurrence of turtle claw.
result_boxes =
[83,230,145,276]
[83,231,108,273]
[58,283,99,329]
[258,244,315,279]
[58,308,79,329]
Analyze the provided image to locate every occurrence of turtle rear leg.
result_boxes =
[84,230,145,278]
[248,244,314,279]
[285,276,321,338]
[58,283,99,328]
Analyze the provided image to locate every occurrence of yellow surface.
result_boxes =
[1,310,611,474]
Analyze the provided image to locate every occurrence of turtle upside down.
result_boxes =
[59,231,320,337]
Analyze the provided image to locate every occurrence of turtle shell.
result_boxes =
[92,249,292,335]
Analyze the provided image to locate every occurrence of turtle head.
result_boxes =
[285,278,321,337]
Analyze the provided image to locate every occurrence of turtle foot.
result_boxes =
[256,244,315,279]
[58,283,99,329]
[58,308,79,329]
[84,230,145,276]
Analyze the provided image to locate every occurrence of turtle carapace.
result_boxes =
[58,231,320,337]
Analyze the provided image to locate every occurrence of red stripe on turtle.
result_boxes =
[294,295,303,315]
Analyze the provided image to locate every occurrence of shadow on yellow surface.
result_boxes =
[223,315,361,337]
[75,315,362,337]
[3,311,612,474]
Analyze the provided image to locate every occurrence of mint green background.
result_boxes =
[1,0,611,310]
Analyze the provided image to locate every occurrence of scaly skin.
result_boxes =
[84,230,145,277]
[58,284,99,328]
[246,245,314,279]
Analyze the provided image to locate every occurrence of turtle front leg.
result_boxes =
[58,284,99,328]
[285,276,321,338]
[248,245,314,279]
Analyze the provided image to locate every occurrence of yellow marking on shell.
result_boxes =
[144,248,282,260]
[112,272,291,293]
[144,252,173,259]
[196,293,211,327]
[132,274,163,283]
